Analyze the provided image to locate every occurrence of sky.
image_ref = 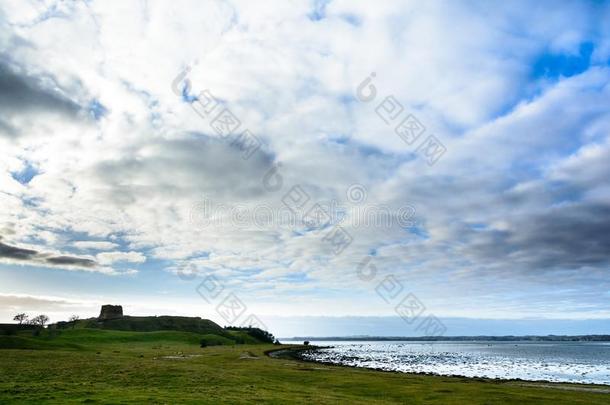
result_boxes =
[1,0,610,337]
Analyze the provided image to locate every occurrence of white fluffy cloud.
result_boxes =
[73,241,120,251]
[96,251,146,266]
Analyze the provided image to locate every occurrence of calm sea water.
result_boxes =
[295,341,610,385]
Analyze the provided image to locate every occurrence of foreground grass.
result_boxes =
[0,333,608,404]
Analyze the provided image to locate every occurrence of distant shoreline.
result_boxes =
[282,335,610,342]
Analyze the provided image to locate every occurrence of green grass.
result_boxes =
[0,335,82,350]
[1,327,267,349]
[0,330,608,404]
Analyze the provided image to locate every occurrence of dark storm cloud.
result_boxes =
[93,134,276,205]
[45,256,97,268]
[0,241,38,260]
[402,142,610,279]
[455,201,610,272]
[0,240,98,270]
[0,60,82,138]
[0,61,80,113]
[510,203,610,269]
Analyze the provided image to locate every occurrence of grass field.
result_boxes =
[1,329,609,404]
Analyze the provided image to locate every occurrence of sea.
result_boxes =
[292,340,610,385]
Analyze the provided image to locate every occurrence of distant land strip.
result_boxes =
[284,335,610,342]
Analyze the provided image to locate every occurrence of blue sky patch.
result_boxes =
[532,42,594,80]
[408,226,429,239]
[88,99,108,120]
[181,82,197,103]
[11,162,39,184]
[308,0,331,21]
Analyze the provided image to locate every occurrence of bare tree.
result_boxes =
[31,314,50,327]
[13,313,28,325]
[68,315,80,328]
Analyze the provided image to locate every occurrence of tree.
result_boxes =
[13,313,28,325]
[225,326,275,344]
[31,314,49,327]
[68,315,80,329]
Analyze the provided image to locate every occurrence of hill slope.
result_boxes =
[63,315,227,335]
[1,315,275,350]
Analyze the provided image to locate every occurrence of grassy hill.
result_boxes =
[0,314,275,351]
[59,314,275,345]
[61,315,228,335]
[0,326,268,351]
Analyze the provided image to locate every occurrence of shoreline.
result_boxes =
[266,345,610,393]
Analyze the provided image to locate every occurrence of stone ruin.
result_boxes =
[98,305,123,320]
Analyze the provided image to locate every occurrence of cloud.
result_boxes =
[0,240,128,275]
[0,293,93,311]
[96,251,146,266]
[0,0,609,324]
[0,240,38,260]
[0,293,105,324]
[0,60,83,138]
[73,241,120,251]
[45,255,97,268]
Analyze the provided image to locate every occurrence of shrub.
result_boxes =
[225,327,275,344]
